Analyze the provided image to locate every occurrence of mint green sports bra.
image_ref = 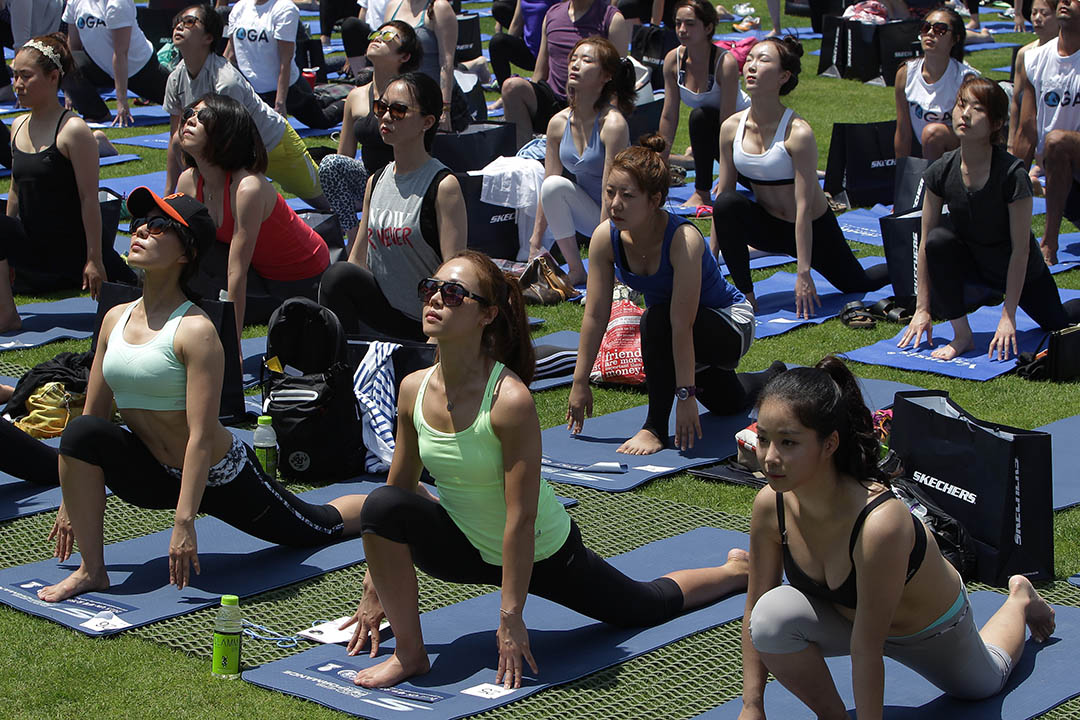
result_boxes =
[101,300,193,411]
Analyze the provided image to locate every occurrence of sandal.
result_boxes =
[694,205,713,218]
[841,301,877,329]
[866,297,913,324]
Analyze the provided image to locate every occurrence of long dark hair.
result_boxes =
[389,71,442,151]
[756,36,804,95]
[181,93,268,173]
[756,356,887,487]
[570,36,637,117]
[450,250,535,385]
[925,8,966,62]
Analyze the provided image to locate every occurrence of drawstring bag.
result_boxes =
[590,286,646,386]
[14,382,85,439]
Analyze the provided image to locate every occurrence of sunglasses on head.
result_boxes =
[130,216,180,237]
[919,21,951,37]
[417,277,491,307]
[181,106,211,124]
[174,14,201,29]
[368,29,399,42]
[373,98,418,121]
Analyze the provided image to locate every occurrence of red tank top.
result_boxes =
[196,172,329,282]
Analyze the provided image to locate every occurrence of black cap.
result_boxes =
[126,187,216,256]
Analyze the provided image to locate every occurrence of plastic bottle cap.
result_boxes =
[257,416,272,426]
[221,594,239,606]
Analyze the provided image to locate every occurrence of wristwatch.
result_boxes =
[675,386,697,401]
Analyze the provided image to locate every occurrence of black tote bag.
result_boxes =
[889,390,1054,586]
[892,156,931,215]
[818,14,846,78]
[823,120,897,208]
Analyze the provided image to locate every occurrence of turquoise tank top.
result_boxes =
[414,361,571,565]
[101,300,192,411]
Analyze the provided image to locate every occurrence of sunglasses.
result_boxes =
[367,29,399,42]
[417,277,491,307]
[181,106,211,124]
[919,21,951,37]
[130,216,181,237]
[373,98,419,121]
[174,14,201,29]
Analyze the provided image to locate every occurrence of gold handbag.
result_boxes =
[14,382,86,439]
[519,253,581,305]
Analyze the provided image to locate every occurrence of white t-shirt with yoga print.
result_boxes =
[62,0,154,78]
[904,57,978,142]
[226,0,300,94]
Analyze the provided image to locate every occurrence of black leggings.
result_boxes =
[341,16,372,58]
[492,0,516,28]
[259,78,345,130]
[320,0,356,37]
[925,227,1080,328]
[489,32,537,89]
[59,415,345,546]
[61,51,169,122]
[640,302,773,441]
[688,107,720,194]
[712,190,891,296]
[0,420,60,486]
[360,484,684,627]
[0,215,135,293]
[318,261,426,341]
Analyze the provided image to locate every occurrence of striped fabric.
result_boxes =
[353,341,400,473]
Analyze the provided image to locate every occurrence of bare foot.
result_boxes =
[617,429,665,455]
[930,337,974,361]
[680,189,713,208]
[93,130,118,158]
[1009,575,1056,642]
[37,566,110,603]
[1042,243,1059,266]
[487,97,504,112]
[726,548,750,588]
[353,651,431,688]
[0,384,13,403]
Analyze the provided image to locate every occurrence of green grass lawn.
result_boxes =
[1,6,1079,718]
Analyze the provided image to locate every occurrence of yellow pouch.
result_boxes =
[14,382,86,439]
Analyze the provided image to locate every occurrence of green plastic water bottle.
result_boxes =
[211,594,242,679]
[253,415,278,479]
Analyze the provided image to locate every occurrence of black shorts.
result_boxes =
[529,80,568,133]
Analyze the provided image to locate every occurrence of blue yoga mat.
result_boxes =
[838,206,890,247]
[844,288,1080,380]
[0,436,64,523]
[699,592,1080,720]
[714,26,821,41]
[85,104,172,128]
[0,295,101,351]
[752,257,893,340]
[0,477,384,636]
[291,117,342,138]
[1035,413,1080,510]
[101,170,168,197]
[966,40,1021,52]
[530,330,580,391]
[0,152,140,179]
[1045,233,1080,275]
[537,374,914,491]
[112,131,172,150]
[982,19,1032,31]
[243,526,750,720]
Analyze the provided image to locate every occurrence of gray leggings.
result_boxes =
[749,585,1013,700]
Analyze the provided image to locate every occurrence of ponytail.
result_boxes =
[570,36,637,118]
[757,355,887,487]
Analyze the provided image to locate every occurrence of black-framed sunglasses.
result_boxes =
[174,14,201,29]
[130,216,181,237]
[919,21,951,37]
[367,29,399,42]
[373,98,418,121]
[418,277,491,307]
[181,106,211,124]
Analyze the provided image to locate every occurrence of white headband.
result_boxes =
[22,40,63,72]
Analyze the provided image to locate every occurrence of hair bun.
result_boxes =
[637,133,668,155]
[782,35,804,58]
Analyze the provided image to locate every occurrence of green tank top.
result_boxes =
[414,361,571,565]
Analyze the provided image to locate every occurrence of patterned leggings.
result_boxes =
[318,153,368,233]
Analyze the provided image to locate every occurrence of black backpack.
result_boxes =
[262,298,364,483]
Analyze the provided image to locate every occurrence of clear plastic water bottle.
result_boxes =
[253,415,278,479]
[212,595,242,679]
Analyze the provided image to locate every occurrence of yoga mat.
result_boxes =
[0,435,64,522]
[1046,233,1080,274]
[531,330,580,391]
[843,288,1080,380]
[699,592,1080,720]
[290,117,342,138]
[243,527,750,720]
[0,152,140,179]
[15,296,99,331]
[714,26,821,41]
[85,105,172,128]
[0,322,94,352]
[992,65,1012,73]
[751,257,894,339]
[112,131,172,150]
[0,477,384,636]
[965,40,1021,52]
[100,170,169,197]
[982,19,1032,31]
[1035,413,1080,510]
[838,206,890,247]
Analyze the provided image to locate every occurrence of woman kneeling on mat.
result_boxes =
[37,188,366,603]
[738,357,1055,719]
[711,37,889,318]
[342,250,749,689]
[898,76,1080,362]
[567,136,784,456]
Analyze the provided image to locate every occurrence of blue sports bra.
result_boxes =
[732,107,795,186]
[559,112,606,205]
[101,300,192,411]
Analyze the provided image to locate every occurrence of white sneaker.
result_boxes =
[734,3,754,16]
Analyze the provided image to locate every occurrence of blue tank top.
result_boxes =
[559,112,605,205]
[610,212,744,309]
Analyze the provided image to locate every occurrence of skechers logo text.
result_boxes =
[1014,458,1022,545]
[911,470,977,504]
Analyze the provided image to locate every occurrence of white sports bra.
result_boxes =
[732,107,795,185]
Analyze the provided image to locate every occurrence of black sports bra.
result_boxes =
[777,491,927,610]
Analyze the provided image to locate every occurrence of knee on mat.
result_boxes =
[58,414,116,468]
[358,484,412,538]
[748,585,814,655]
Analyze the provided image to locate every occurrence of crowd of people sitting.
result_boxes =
[0,0,1074,715]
